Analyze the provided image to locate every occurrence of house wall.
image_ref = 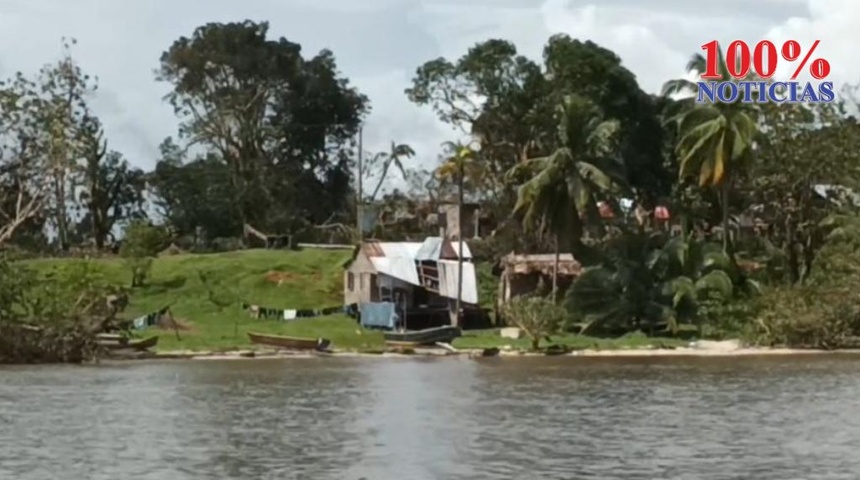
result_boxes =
[438,203,480,239]
[344,249,376,305]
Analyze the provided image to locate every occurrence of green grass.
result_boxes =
[21,249,690,353]
[23,249,390,351]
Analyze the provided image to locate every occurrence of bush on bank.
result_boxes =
[0,258,122,363]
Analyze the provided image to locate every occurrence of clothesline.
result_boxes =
[241,303,347,321]
[131,306,171,330]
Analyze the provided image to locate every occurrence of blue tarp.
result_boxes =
[359,302,398,329]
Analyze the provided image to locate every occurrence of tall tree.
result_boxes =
[508,95,627,296]
[367,142,416,202]
[148,138,240,246]
[541,35,670,204]
[662,45,759,252]
[407,39,546,204]
[157,21,367,235]
[37,38,96,250]
[407,36,670,211]
[751,100,860,284]
[77,117,145,249]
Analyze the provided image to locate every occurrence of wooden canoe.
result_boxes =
[128,336,159,350]
[247,332,331,351]
[384,325,461,347]
[97,335,158,351]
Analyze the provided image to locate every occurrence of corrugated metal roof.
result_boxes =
[415,237,472,260]
[370,257,421,285]
[437,260,479,304]
[376,242,423,258]
[450,241,472,259]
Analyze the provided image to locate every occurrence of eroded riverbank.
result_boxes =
[106,340,860,362]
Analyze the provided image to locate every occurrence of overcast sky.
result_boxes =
[0,0,855,173]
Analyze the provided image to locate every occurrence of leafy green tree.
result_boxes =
[406,35,670,247]
[37,38,97,251]
[500,295,567,350]
[78,117,145,249]
[157,21,367,234]
[541,35,671,202]
[148,138,240,247]
[119,221,167,287]
[749,100,860,284]
[407,39,546,204]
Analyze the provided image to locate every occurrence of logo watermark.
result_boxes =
[696,40,834,104]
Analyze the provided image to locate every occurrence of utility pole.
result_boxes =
[454,155,464,328]
[356,125,363,241]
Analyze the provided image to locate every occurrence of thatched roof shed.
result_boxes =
[496,253,582,277]
[494,253,582,311]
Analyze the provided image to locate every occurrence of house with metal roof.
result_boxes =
[342,237,483,330]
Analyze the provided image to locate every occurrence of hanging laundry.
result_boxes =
[132,315,148,330]
[130,306,171,330]
[242,302,351,321]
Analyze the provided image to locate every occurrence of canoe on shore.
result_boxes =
[247,332,331,351]
[384,325,462,347]
[96,335,159,351]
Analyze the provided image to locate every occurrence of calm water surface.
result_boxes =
[2,355,860,479]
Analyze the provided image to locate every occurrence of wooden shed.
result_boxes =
[494,252,582,309]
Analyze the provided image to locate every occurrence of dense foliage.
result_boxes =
[3,22,860,361]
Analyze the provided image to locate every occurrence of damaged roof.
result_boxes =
[499,252,582,276]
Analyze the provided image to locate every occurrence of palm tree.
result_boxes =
[508,95,627,301]
[368,141,415,202]
[662,44,759,253]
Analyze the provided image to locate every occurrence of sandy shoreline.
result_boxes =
[117,340,860,361]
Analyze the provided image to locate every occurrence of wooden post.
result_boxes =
[356,125,364,241]
[454,158,464,328]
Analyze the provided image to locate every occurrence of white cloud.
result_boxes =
[0,0,852,181]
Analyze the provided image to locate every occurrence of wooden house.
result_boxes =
[343,237,487,329]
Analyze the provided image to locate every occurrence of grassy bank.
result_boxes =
[21,249,688,353]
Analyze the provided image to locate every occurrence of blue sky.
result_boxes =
[0,0,854,174]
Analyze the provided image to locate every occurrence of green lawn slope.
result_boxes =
[24,249,390,352]
[22,249,687,353]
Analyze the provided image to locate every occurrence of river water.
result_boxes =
[2,355,860,479]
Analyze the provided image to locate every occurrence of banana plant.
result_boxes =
[569,231,742,336]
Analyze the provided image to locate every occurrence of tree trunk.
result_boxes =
[53,175,69,251]
[720,179,730,253]
[552,232,560,303]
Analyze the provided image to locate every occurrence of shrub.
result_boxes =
[499,295,567,350]
[119,221,167,287]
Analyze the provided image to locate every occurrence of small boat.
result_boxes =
[247,332,331,351]
[384,325,462,347]
[96,335,159,351]
[128,336,159,350]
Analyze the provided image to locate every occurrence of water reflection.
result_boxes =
[3,355,860,479]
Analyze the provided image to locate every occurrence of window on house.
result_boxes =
[347,272,354,291]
